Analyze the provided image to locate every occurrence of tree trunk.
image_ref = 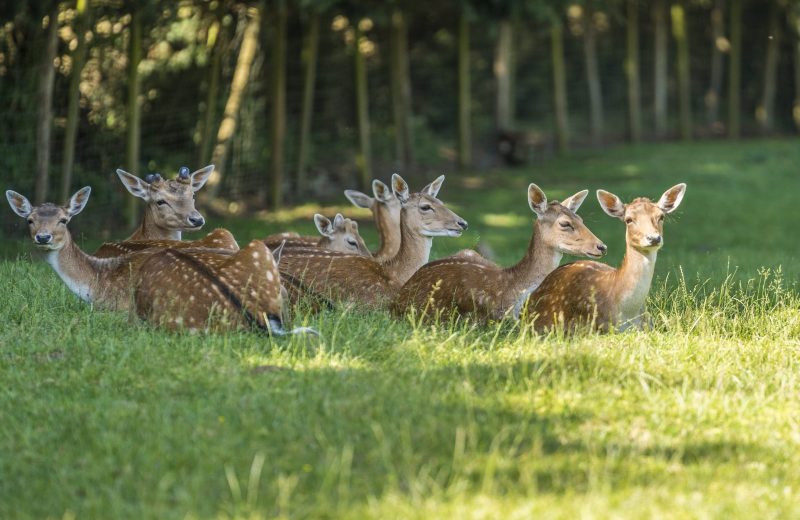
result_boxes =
[495,18,515,130]
[207,6,261,197]
[551,18,569,153]
[125,6,143,226]
[354,21,372,188]
[457,9,471,170]
[390,8,414,168]
[653,0,669,139]
[34,2,59,204]
[296,12,320,195]
[672,2,692,141]
[758,0,782,134]
[198,13,224,166]
[584,1,604,145]
[792,7,800,133]
[269,3,287,209]
[705,0,725,129]
[61,0,90,202]
[625,0,641,142]
[728,0,742,138]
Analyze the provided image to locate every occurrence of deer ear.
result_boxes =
[344,189,373,209]
[270,240,285,264]
[657,183,687,214]
[6,190,33,218]
[597,189,626,220]
[314,214,333,237]
[527,183,548,217]
[116,169,150,200]
[333,213,345,229]
[422,175,445,198]
[190,165,214,192]
[372,179,393,203]
[67,186,92,217]
[561,189,589,213]
[392,174,410,204]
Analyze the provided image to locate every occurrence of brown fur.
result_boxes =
[262,214,370,256]
[94,228,240,258]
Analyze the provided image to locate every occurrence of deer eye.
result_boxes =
[27,219,34,225]
[347,239,358,247]
[658,214,665,222]
[156,200,167,206]
[625,217,634,224]
[559,221,573,230]
[59,218,68,225]
[420,204,433,212]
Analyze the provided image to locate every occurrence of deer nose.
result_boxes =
[35,233,53,244]
[188,215,205,228]
[596,243,607,255]
[457,219,468,230]
[647,234,662,246]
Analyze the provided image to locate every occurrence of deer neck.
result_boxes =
[612,243,658,323]
[373,206,400,260]
[127,206,181,241]
[379,215,431,285]
[43,236,119,303]
[506,221,563,316]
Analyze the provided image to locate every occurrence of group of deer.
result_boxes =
[6,163,686,335]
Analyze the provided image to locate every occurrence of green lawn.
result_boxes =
[2,140,800,518]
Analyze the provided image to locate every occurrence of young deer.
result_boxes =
[115,165,214,241]
[263,213,370,256]
[392,184,607,321]
[521,184,687,332]
[277,174,467,308]
[6,188,233,311]
[344,178,405,260]
[134,239,313,335]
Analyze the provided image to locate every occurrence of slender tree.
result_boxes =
[551,14,569,153]
[270,1,288,209]
[61,0,90,202]
[672,1,692,140]
[207,5,261,197]
[198,7,226,166]
[457,7,471,169]
[390,6,414,168]
[354,19,372,188]
[125,5,143,226]
[653,0,669,139]
[705,0,725,129]
[495,17,515,130]
[296,11,320,194]
[791,4,800,132]
[626,0,642,142]
[584,0,604,145]
[758,0,783,134]
[728,0,742,138]
[34,2,60,204]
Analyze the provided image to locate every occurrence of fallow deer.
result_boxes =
[6,187,233,311]
[521,184,687,332]
[134,239,314,335]
[277,174,467,308]
[94,228,240,258]
[344,178,406,260]
[392,184,607,321]
[263,213,370,256]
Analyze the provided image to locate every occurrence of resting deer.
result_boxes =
[521,183,687,332]
[263,213,370,256]
[277,174,467,308]
[134,240,314,335]
[6,187,233,311]
[344,178,405,260]
[392,184,607,321]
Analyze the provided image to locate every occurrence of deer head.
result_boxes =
[116,165,214,234]
[314,213,371,255]
[391,173,467,238]
[597,183,686,253]
[528,184,607,259]
[6,187,91,251]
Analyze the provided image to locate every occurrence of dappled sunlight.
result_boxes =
[481,213,528,228]
[252,203,371,224]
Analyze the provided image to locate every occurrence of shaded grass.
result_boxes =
[2,140,800,518]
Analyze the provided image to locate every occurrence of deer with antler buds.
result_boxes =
[392,184,607,321]
[344,179,402,261]
[277,174,467,308]
[263,213,370,256]
[521,184,687,332]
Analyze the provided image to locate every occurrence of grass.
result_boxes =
[2,139,800,518]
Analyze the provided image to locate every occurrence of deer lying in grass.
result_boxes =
[94,165,231,258]
[277,174,466,308]
[521,184,686,332]
[392,184,607,321]
[263,213,370,255]
[344,178,405,260]
[6,187,234,311]
[134,240,314,335]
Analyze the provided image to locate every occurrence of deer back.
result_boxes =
[94,228,240,258]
